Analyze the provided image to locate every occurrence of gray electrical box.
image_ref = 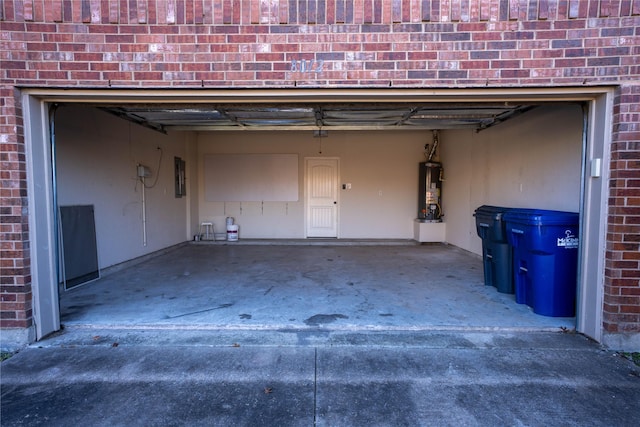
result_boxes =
[137,165,151,178]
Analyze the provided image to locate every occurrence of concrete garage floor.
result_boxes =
[59,242,574,333]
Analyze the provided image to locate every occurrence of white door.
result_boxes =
[306,158,339,238]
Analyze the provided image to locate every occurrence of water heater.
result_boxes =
[418,161,443,222]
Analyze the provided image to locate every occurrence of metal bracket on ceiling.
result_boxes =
[99,107,167,134]
[216,107,245,127]
[314,107,324,128]
[394,107,420,126]
[476,105,537,132]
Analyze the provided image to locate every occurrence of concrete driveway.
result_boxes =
[2,329,639,426]
[4,243,636,425]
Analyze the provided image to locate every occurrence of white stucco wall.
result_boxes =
[55,106,189,269]
[441,104,583,255]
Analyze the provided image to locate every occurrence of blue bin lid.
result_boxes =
[503,208,578,226]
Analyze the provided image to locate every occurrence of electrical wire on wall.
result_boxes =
[142,147,163,189]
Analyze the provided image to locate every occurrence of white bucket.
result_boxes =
[227,224,239,242]
[226,217,234,226]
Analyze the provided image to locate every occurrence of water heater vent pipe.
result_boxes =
[428,130,439,162]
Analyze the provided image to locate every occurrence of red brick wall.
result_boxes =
[1,0,639,339]
[606,84,640,334]
[0,86,31,329]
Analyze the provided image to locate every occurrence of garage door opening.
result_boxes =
[22,88,611,343]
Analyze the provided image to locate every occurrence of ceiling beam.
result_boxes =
[98,107,167,134]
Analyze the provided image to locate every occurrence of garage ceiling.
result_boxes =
[101,102,535,133]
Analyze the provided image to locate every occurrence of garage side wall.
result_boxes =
[56,106,188,269]
[442,105,583,254]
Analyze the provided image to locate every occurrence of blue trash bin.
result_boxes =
[504,209,579,317]
[473,206,513,294]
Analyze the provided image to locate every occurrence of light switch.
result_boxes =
[591,158,602,178]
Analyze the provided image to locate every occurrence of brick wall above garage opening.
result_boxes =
[1,0,639,349]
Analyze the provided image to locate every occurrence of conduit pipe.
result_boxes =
[140,174,147,247]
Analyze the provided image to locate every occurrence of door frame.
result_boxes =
[23,95,60,339]
[21,87,612,342]
[304,157,340,238]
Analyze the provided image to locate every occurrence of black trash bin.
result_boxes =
[504,209,579,317]
[473,205,513,294]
